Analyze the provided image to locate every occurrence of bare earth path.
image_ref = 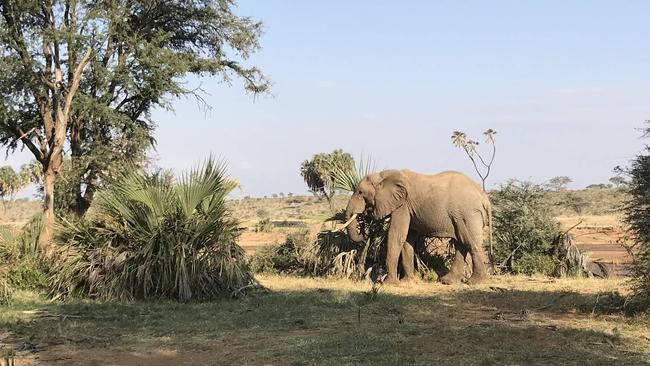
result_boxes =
[3,276,649,366]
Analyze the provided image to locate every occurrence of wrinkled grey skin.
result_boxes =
[345,170,492,285]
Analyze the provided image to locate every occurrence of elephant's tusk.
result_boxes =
[336,213,358,232]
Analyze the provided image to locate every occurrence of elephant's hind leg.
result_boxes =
[466,229,488,285]
[452,216,488,285]
[440,241,467,285]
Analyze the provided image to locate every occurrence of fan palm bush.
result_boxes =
[50,158,252,301]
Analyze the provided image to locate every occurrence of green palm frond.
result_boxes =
[333,156,376,193]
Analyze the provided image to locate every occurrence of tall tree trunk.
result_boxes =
[38,164,56,254]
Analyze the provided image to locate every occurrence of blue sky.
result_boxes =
[6,1,650,197]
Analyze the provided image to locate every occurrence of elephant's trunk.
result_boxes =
[345,193,365,243]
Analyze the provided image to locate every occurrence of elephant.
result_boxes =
[339,169,492,285]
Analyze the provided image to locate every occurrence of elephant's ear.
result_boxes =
[372,171,408,219]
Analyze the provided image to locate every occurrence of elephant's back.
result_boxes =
[405,170,485,207]
[405,170,482,191]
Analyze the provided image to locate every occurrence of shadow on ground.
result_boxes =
[1,281,649,366]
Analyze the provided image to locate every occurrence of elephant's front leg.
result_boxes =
[385,206,410,284]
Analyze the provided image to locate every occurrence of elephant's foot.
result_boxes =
[382,275,400,286]
[466,273,488,286]
[401,274,417,283]
[440,272,462,285]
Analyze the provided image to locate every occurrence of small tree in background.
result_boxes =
[0,166,25,206]
[451,129,497,191]
[546,176,572,191]
[300,149,354,208]
[609,176,628,189]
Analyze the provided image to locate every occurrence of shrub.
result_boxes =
[622,125,650,312]
[249,231,317,275]
[514,253,557,276]
[254,218,274,233]
[491,181,563,274]
[8,257,47,291]
[0,222,48,297]
[50,158,252,301]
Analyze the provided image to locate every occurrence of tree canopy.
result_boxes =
[546,176,572,191]
[0,0,269,247]
[300,149,354,207]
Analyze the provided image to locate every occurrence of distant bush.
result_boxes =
[255,208,270,219]
[543,188,626,216]
[50,158,252,302]
[586,184,611,190]
[254,218,274,233]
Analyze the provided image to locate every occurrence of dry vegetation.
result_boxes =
[1,276,649,365]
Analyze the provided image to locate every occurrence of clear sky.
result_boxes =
[5,1,650,197]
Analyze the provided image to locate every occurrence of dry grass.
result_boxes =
[1,275,649,365]
[0,200,40,227]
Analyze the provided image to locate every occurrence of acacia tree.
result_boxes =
[300,149,354,208]
[546,176,572,191]
[609,176,628,189]
[0,0,269,251]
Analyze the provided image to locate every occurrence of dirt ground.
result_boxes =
[556,215,633,274]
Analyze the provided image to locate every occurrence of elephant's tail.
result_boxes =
[482,194,494,268]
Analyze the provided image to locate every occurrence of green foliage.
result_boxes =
[50,158,252,301]
[491,181,563,274]
[300,149,355,205]
[0,217,47,299]
[513,253,557,276]
[8,258,47,292]
[254,218,274,233]
[622,124,650,312]
[19,213,42,256]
